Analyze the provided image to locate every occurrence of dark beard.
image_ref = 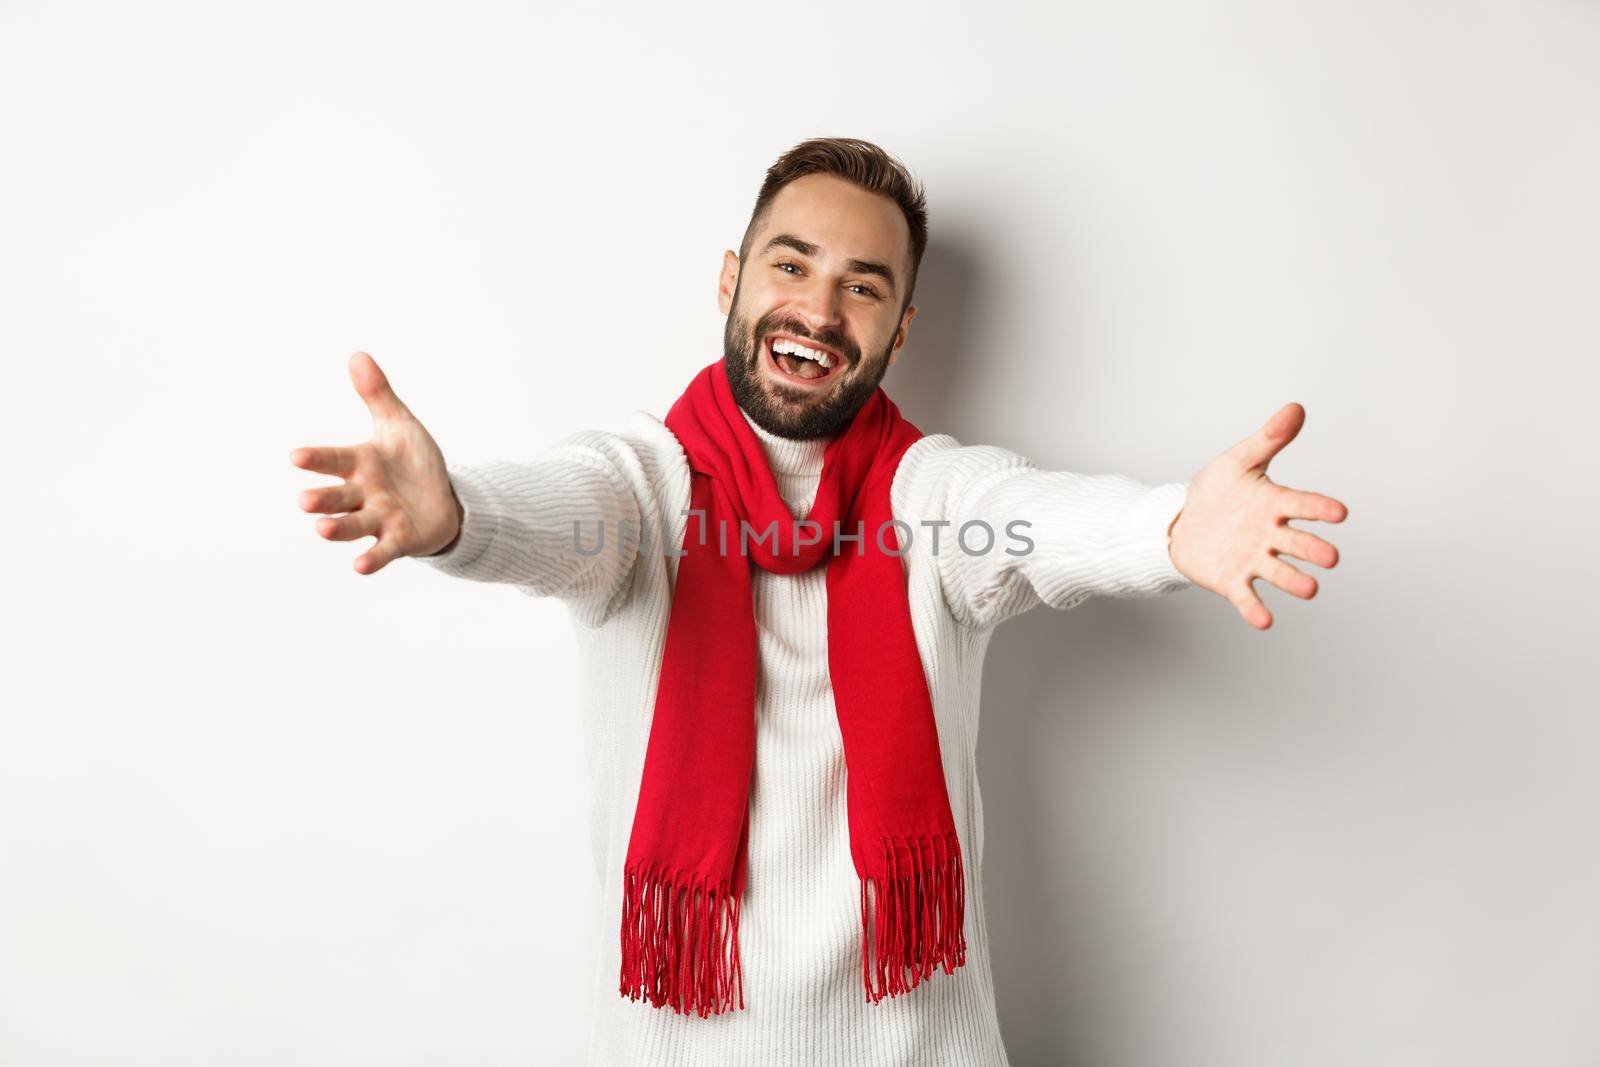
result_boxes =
[722,298,894,441]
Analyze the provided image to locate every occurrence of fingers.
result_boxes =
[299,482,364,515]
[1277,487,1348,524]
[354,537,403,575]
[349,351,412,423]
[1272,525,1339,569]
[1228,579,1273,630]
[289,445,358,477]
[1260,554,1317,600]
[299,490,409,575]
[1228,402,1305,472]
[316,510,380,542]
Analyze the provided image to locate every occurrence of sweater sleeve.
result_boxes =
[415,428,646,618]
[893,437,1191,631]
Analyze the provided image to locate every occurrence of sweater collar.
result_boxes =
[738,405,830,476]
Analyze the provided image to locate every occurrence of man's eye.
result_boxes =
[773,261,875,298]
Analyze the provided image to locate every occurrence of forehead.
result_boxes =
[755,172,910,272]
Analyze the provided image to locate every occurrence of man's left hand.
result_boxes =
[1166,403,1347,630]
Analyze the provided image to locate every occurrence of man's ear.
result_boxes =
[887,304,917,367]
[717,250,740,315]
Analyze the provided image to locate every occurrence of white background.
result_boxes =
[2,2,1596,1064]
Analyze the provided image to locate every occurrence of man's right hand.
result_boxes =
[290,351,463,574]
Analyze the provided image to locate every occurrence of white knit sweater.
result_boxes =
[419,404,1191,1067]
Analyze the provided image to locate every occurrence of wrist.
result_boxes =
[422,486,465,557]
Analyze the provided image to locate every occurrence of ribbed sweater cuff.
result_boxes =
[1129,479,1191,591]
[417,465,500,576]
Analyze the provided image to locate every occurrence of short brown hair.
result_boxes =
[739,137,929,312]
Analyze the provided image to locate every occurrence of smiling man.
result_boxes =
[720,169,919,441]
[291,137,1346,1067]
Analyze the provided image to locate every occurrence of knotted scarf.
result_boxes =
[619,356,968,1016]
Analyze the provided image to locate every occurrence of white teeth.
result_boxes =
[771,337,833,369]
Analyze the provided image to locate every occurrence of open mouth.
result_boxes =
[764,333,843,387]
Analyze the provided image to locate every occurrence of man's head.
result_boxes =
[719,137,928,440]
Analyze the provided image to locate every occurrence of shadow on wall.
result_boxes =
[977,599,1194,1067]
[880,226,990,437]
[885,224,1201,1066]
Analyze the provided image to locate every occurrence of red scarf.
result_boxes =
[619,357,968,1016]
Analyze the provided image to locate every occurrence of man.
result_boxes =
[290,137,1346,1067]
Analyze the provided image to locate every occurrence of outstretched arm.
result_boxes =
[416,445,642,607]
[290,352,642,612]
[894,438,1192,632]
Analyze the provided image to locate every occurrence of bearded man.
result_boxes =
[291,137,1346,1067]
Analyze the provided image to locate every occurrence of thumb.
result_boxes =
[348,351,412,423]
[1228,402,1305,472]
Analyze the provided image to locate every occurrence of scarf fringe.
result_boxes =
[620,862,745,1016]
[860,831,968,1003]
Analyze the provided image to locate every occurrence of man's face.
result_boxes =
[718,172,918,440]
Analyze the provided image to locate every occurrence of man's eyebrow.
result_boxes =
[758,232,899,295]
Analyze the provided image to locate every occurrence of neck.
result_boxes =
[738,406,830,476]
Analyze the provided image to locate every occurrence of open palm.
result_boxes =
[1167,403,1348,630]
[289,352,461,574]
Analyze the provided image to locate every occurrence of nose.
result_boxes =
[792,275,843,334]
